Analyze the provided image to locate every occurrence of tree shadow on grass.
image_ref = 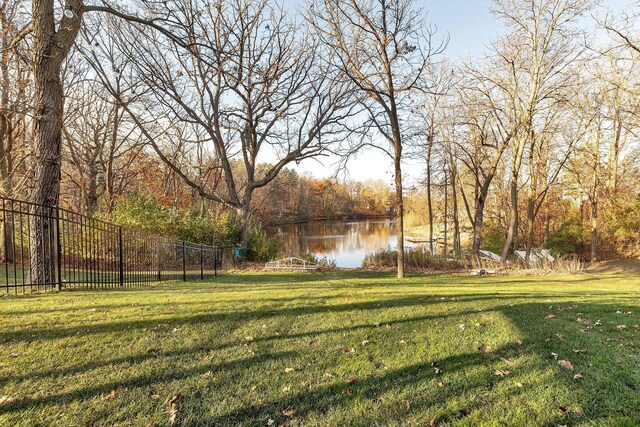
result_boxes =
[0,292,567,344]
[2,287,639,426]
[175,300,640,426]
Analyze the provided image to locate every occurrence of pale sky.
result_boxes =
[290,0,634,185]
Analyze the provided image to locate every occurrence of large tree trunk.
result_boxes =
[28,0,81,287]
[450,169,460,257]
[524,198,535,266]
[471,195,486,265]
[394,150,405,278]
[426,145,434,254]
[590,198,597,262]
[501,179,518,262]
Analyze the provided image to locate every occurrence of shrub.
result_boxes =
[481,221,505,255]
[545,219,582,255]
[246,227,279,262]
[110,194,242,246]
[363,247,463,271]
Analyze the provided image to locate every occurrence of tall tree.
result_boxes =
[490,0,595,262]
[310,0,445,278]
[88,0,353,247]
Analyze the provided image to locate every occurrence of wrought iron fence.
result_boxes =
[0,197,233,294]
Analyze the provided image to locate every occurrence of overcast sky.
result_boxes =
[289,0,634,185]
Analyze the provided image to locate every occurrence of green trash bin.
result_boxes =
[234,246,247,263]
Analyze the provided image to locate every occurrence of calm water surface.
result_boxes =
[272,219,409,268]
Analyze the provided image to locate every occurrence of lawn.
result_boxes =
[0,271,639,426]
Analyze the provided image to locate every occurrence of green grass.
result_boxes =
[0,271,639,426]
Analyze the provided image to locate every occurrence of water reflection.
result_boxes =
[272,219,407,268]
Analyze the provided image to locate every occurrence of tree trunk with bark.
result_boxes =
[29,0,82,286]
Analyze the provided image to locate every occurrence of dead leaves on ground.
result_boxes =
[0,395,15,406]
[102,385,128,400]
[167,394,182,425]
[430,361,442,376]
[558,360,574,370]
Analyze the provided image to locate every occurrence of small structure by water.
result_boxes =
[265,257,319,271]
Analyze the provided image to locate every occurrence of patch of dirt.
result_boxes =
[586,259,640,274]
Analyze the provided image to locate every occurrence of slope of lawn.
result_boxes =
[0,271,639,426]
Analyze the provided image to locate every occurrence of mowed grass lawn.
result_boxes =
[1,271,639,426]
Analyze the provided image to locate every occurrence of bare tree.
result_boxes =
[86,0,354,247]
[1,1,31,263]
[309,0,446,277]
[453,65,515,263]
[489,0,595,263]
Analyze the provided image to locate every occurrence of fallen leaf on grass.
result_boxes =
[361,340,369,346]
[573,374,583,380]
[557,406,583,416]
[54,342,63,349]
[245,336,254,342]
[284,367,295,373]
[167,394,182,425]
[499,356,513,364]
[494,370,510,377]
[347,377,358,385]
[342,348,355,354]
[579,327,592,333]
[551,352,559,360]
[478,345,492,353]
[617,325,627,330]
[572,349,586,354]
[594,320,602,326]
[267,419,275,426]
[283,408,295,418]
[547,313,556,319]
[431,361,442,375]
[556,333,565,340]
[106,385,128,399]
[429,418,438,427]
[0,396,14,406]
[576,317,588,324]
[558,360,574,370]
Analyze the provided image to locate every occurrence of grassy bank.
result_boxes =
[1,271,639,426]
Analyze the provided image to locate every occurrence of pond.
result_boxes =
[271,219,409,268]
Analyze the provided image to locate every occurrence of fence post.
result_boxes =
[214,247,218,278]
[118,226,124,287]
[200,244,204,280]
[53,206,62,291]
[182,241,186,282]
[156,236,161,281]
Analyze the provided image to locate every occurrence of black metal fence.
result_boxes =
[0,197,233,294]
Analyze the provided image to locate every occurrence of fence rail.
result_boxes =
[1,197,233,295]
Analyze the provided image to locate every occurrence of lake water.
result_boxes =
[272,219,404,268]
